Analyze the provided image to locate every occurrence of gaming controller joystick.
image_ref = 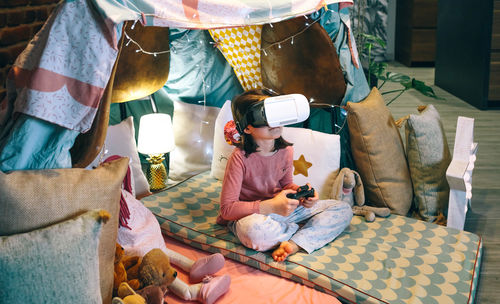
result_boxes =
[287,185,315,200]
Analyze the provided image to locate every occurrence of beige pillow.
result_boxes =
[0,157,129,304]
[346,87,413,215]
[405,105,451,222]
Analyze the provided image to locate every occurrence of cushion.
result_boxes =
[210,100,341,199]
[0,210,107,303]
[169,100,220,181]
[346,87,413,215]
[282,127,340,199]
[0,157,129,304]
[88,116,150,198]
[405,105,451,222]
[210,99,235,180]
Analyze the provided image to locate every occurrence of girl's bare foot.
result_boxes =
[272,241,299,262]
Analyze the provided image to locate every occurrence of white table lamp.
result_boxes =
[138,113,175,191]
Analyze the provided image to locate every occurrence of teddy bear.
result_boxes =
[331,167,391,222]
[112,282,169,304]
[113,248,177,304]
[138,248,178,288]
[134,248,230,304]
[114,244,142,294]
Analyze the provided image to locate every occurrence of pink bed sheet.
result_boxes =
[162,235,341,304]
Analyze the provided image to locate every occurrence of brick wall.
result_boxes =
[0,0,59,101]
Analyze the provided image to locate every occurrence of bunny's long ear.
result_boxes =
[352,170,365,206]
[331,167,348,200]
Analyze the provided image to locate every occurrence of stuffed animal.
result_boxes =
[112,282,147,304]
[136,285,168,304]
[139,248,178,288]
[332,167,390,222]
[114,244,142,294]
[112,282,169,304]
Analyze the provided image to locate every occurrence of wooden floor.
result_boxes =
[384,62,500,304]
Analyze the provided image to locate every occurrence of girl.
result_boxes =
[217,89,352,262]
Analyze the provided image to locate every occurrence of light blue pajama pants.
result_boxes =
[229,200,352,254]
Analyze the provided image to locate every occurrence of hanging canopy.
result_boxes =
[93,0,352,28]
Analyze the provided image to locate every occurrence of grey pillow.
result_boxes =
[405,105,451,222]
[0,210,107,303]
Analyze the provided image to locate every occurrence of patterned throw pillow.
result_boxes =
[405,105,451,222]
[0,210,107,303]
[346,87,413,215]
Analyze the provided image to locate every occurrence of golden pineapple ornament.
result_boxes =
[146,154,167,192]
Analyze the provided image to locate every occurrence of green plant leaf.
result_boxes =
[411,79,445,100]
[379,72,411,84]
[361,33,386,48]
[369,61,387,78]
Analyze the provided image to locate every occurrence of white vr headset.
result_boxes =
[234,94,310,134]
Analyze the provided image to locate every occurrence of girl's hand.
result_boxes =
[260,189,299,216]
[300,183,318,208]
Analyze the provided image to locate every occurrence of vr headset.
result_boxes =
[234,94,310,134]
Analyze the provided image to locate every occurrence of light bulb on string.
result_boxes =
[269,23,274,28]
[131,20,137,29]
[291,36,294,45]
[135,49,140,53]
[263,49,268,56]
[153,53,157,57]
[278,43,281,49]
[305,22,310,26]
[126,39,131,46]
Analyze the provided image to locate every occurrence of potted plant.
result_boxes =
[361,33,443,105]
[352,1,443,105]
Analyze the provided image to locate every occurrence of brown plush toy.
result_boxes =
[139,248,178,288]
[112,281,170,304]
[331,167,391,222]
[114,244,141,294]
[112,282,147,304]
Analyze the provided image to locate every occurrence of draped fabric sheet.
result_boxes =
[93,0,353,29]
[2,0,119,133]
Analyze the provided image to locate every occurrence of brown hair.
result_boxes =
[231,89,292,157]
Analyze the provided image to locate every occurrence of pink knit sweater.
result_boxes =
[217,146,298,224]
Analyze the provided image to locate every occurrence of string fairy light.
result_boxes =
[122,28,191,56]
[260,10,324,53]
[122,8,325,56]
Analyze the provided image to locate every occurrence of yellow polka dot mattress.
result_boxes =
[142,171,482,304]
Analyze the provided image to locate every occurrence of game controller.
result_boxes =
[286,185,315,200]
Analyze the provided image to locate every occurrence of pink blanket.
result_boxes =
[163,236,341,304]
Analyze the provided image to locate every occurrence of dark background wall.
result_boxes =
[0,0,59,101]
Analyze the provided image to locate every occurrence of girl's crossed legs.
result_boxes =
[230,200,352,260]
